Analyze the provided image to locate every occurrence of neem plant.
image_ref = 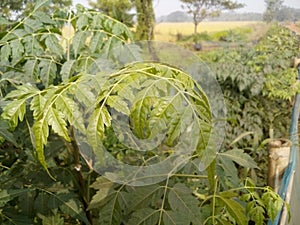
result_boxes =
[0,0,285,224]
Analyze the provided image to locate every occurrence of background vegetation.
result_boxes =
[0,0,300,224]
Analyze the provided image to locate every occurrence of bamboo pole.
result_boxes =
[268,139,291,192]
[279,170,295,225]
[293,57,300,69]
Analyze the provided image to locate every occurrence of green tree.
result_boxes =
[180,0,243,40]
[275,6,295,22]
[0,0,24,19]
[134,0,155,40]
[0,1,287,224]
[88,0,134,26]
[263,0,283,22]
[0,0,72,20]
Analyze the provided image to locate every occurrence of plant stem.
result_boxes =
[66,126,93,225]
[212,176,218,225]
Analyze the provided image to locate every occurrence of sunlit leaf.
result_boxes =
[47,107,70,142]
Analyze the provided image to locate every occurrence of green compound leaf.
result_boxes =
[127,208,159,225]
[218,196,248,225]
[167,183,202,225]
[218,149,258,169]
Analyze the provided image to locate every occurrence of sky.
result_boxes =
[73,0,300,17]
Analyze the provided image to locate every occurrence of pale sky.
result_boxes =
[73,0,300,17]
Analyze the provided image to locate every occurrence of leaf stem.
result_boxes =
[212,176,218,225]
[158,176,170,225]
[65,126,93,225]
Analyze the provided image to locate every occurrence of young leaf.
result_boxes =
[130,96,157,139]
[47,107,70,142]
[2,99,26,127]
[107,95,130,115]
[87,105,111,162]
[30,94,46,119]
[33,118,49,170]
[55,94,85,132]
[262,190,284,221]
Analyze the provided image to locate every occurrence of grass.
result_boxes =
[154,21,265,42]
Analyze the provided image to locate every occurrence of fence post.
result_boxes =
[268,138,291,192]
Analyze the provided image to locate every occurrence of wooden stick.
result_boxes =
[279,170,295,225]
[268,139,291,191]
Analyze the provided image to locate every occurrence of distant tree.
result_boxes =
[263,0,283,23]
[275,6,294,21]
[0,0,24,19]
[134,0,155,40]
[180,0,243,39]
[0,0,72,20]
[88,0,134,27]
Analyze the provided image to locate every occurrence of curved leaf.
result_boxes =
[218,149,258,169]
[47,107,70,142]
[217,196,248,225]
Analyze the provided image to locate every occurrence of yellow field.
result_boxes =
[154,21,263,42]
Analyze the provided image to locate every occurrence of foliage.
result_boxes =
[275,6,300,22]
[202,23,300,186]
[0,1,288,225]
[263,1,300,22]
[88,0,134,27]
[88,170,285,225]
[0,0,132,224]
[0,0,72,20]
[263,0,283,22]
[180,0,244,37]
[179,27,251,44]
[134,0,155,40]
